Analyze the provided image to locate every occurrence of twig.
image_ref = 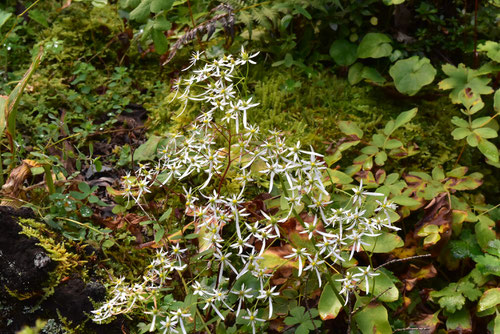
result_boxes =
[375,254,432,271]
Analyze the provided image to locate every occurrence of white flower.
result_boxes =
[304,254,325,287]
[351,180,384,206]
[284,247,310,276]
[242,309,265,334]
[353,266,379,293]
[257,286,279,319]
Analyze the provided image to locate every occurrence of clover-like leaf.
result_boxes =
[357,33,393,59]
[478,41,500,62]
[389,56,436,95]
[438,64,493,104]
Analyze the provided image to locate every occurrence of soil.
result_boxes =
[0,206,125,333]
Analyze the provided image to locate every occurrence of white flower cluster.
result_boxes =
[93,49,400,333]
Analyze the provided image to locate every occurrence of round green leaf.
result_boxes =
[357,269,399,302]
[389,56,436,96]
[318,276,343,320]
[353,303,392,334]
[330,39,358,66]
[362,232,404,253]
[357,33,393,59]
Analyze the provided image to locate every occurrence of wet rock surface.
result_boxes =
[0,206,123,333]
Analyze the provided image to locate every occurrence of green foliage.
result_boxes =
[389,56,436,96]
[284,306,321,334]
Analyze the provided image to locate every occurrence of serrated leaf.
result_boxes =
[478,41,500,62]
[438,63,493,104]
[389,56,436,95]
[446,308,471,331]
[330,39,357,66]
[357,33,393,59]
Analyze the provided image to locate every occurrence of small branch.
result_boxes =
[375,254,432,271]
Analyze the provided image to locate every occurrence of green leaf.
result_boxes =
[78,182,91,195]
[154,16,172,31]
[451,116,469,128]
[154,225,165,243]
[318,277,343,320]
[353,303,392,334]
[389,56,436,95]
[348,62,364,85]
[133,135,163,161]
[471,116,492,128]
[28,10,49,28]
[338,120,363,138]
[452,127,472,140]
[150,0,175,13]
[384,139,403,149]
[0,9,12,29]
[391,195,420,206]
[357,33,393,59]
[374,151,387,165]
[129,0,152,22]
[478,288,500,312]
[362,232,404,253]
[438,63,493,104]
[383,0,405,4]
[446,308,471,331]
[478,41,500,62]
[475,216,496,250]
[431,284,466,312]
[362,66,386,84]
[494,89,500,114]
[474,127,497,139]
[152,28,169,54]
[360,270,399,302]
[80,205,93,218]
[294,5,312,20]
[159,208,172,222]
[329,39,357,66]
[393,108,418,131]
[477,138,499,162]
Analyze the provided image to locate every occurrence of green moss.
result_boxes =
[16,218,88,298]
